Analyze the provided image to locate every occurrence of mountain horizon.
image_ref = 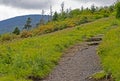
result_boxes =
[0,14,50,34]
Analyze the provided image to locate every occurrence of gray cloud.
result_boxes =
[0,0,54,9]
[75,0,117,6]
[0,0,117,10]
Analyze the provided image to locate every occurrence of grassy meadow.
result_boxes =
[0,17,117,81]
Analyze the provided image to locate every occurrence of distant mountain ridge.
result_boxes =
[0,14,50,34]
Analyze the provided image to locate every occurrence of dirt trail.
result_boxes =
[41,36,102,81]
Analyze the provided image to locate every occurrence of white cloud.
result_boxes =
[0,5,42,21]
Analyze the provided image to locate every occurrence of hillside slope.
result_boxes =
[0,15,49,34]
[0,17,116,81]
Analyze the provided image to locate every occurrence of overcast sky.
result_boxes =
[0,0,117,21]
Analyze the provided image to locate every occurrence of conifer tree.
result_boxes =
[52,12,58,21]
[23,17,32,30]
[61,2,64,14]
[12,27,20,35]
[91,4,96,13]
[116,1,120,18]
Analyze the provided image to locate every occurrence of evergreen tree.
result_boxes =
[61,2,64,14]
[12,27,20,35]
[81,6,84,11]
[52,12,58,21]
[91,4,96,13]
[40,10,45,25]
[109,5,114,12]
[23,17,32,30]
[116,1,120,18]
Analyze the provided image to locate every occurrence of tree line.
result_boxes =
[12,1,120,35]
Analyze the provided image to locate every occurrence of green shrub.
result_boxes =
[0,34,17,41]
[1,34,12,41]
[94,15,102,19]
[103,13,109,17]
[115,1,120,19]
[12,27,20,35]
[75,16,88,25]
[59,23,67,30]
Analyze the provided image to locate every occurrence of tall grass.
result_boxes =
[98,23,120,81]
[0,17,116,81]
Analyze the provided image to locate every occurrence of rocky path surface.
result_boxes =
[41,36,102,81]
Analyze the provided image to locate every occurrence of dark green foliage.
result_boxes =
[54,23,67,31]
[75,17,88,25]
[59,12,67,20]
[81,6,84,12]
[116,2,120,19]
[109,5,114,12]
[94,15,102,19]
[12,27,20,35]
[23,17,32,30]
[61,2,64,14]
[52,12,58,21]
[103,13,109,17]
[91,4,96,13]
[80,17,88,23]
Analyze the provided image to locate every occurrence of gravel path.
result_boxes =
[42,37,102,81]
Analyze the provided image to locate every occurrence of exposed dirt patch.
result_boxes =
[86,37,102,42]
[32,36,103,81]
[41,46,101,81]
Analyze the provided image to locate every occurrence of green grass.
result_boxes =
[91,71,106,79]
[98,24,120,81]
[0,17,117,81]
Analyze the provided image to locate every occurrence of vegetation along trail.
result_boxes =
[0,17,116,81]
[42,36,102,81]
